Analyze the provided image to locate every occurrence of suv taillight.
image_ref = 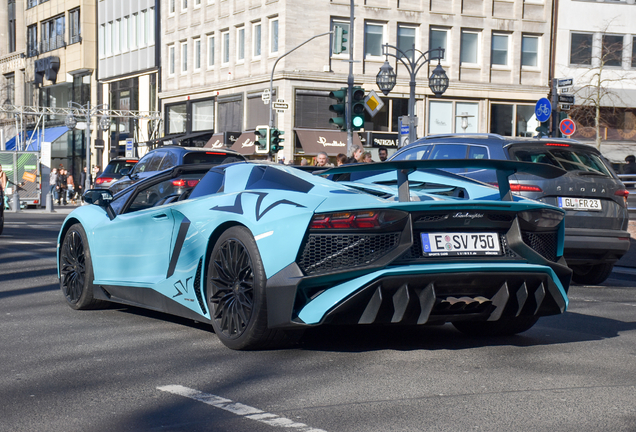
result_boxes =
[172,179,200,187]
[95,177,113,185]
[615,189,629,205]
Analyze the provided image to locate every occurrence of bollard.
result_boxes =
[45,192,54,212]
[11,192,20,213]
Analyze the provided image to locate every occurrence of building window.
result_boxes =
[491,34,509,66]
[181,0,187,12]
[253,22,261,58]
[122,17,128,52]
[222,31,230,64]
[521,35,539,67]
[147,8,155,45]
[113,20,120,54]
[181,41,188,73]
[491,103,537,137]
[428,100,479,135]
[460,30,479,64]
[106,22,112,56]
[237,26,245,62]
[208,35,215,68]
[8,0,16,53]
[330,18,350,56]
[69,8,80,45]
[41,15,65,53]
[397,25,417,59]
[632,36,636,68]
[27,0,37,9]
[270,18,278,54]
[570,32,592,65]
[194,38,201,70]
[28,24,38,57]
[430,27,448,61]
[137,12,145,48]
[192,99,215,131]
[195,0,201,7]
[364,22,384,58]
[602,34,623,67]
[169,0,175,15]
[167,103,187,134]
[129,14,137,49]
[4,74,15,105]
[168,45,175,75]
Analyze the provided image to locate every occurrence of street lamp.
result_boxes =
[65,102,110,193]
[376,44,449,146]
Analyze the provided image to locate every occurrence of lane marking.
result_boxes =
[157,385,327,432]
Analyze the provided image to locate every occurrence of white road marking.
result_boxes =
[157,385,327,432]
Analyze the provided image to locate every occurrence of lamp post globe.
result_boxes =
[65,113,77,130]
[428,63,449,97]
[99,115,110,131]
[376,61,397,96]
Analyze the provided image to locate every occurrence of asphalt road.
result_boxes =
[1,210,635,432]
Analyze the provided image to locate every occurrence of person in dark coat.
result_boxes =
[56,168,68,205]
[623,155,636,174]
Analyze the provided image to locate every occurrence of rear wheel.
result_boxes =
[207,226,296,350]
[59,223,107,310]
[452,316,539,337]
[570,263,614,285]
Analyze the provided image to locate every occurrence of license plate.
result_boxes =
[421,232,501,257]
[557,197,602,211]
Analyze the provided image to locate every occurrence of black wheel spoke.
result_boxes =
[60,230,87,304]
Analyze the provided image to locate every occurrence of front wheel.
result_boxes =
[570,262,614,285]
[59,223,107,310]
[452,316,539,337]
[207,226,293,350]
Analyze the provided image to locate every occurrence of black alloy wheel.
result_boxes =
[59,224,106,310]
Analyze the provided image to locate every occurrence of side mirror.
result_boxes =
[83,189,114,207]
[120,168,130,176]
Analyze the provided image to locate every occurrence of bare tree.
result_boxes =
[567,23,634,151]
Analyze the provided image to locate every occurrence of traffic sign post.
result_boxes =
[559,118,576,137]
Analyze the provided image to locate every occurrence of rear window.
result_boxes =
[183,152,245,165]
[508,145,612,176]
[103,160,137,174]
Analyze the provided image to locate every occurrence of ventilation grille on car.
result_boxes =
[298,233,401,275]
[521,231,558,262]
[194,258,207,315]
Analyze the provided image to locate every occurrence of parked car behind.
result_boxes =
[95,157,139,189]
[109,146,245,194]
[389,133,631,285]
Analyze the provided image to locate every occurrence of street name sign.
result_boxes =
[557,78,574,88]
[558,94,575,104]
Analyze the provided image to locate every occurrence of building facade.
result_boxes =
[159,0,555,162]
[554,0,636,161]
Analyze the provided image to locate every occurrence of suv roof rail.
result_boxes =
[422,133,507,141]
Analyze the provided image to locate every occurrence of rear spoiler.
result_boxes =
[317,159,567,202]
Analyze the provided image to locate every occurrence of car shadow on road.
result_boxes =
[296,311,636,353]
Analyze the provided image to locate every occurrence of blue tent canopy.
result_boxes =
[5,126,69,151]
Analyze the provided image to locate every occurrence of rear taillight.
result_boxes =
[310,210,407,230]
[95,177,113,185]
[546,143,570,147]
[510,183,543,192]
[172,179,200,187]
[615,189,629,205]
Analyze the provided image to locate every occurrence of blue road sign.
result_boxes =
[535,98,552,123]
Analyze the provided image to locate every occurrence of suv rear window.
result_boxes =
[103,159,137,174]
[508,144,612,176]
[183,152,245,165]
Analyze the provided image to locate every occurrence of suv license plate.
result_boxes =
[421,232,501,257]
[558,197,602,211]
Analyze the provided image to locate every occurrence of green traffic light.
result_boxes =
[352,115,364,128]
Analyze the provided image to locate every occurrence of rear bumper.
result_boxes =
[564,228,631,265]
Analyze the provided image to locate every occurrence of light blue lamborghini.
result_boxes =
[57,159,572,350]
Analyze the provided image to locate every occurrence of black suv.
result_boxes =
[390,133,631,284]
[109,146,245,194]
[95,157,139,189]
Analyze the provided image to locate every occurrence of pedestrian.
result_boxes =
[378,146,389,162]
[315,151,333,167]
[92,165,102,187]
[0,164,7,209]
[67,171,76,204]
[347,144,363,164]
[300,158,308,166]
[49,168,58,203]
[79,166,87,195]
[623,155,636,174]
[362,151,373,163]
[336,153,347,166]
[57,168,68,205]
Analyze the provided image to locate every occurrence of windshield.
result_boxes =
[508,145,612,176]
[103,160,137,175]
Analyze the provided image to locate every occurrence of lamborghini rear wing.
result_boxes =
[317,159,567,202]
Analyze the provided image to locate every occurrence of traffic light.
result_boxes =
[270,128,285,154]
[254,125,270,154]
[351,87,366,130]
[328,87,347,130]
[332,25,348,55]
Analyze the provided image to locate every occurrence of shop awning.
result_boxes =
[229,132,258,155]
[205,132,241,149]
[295,129,362,156]
[4,126,69,151]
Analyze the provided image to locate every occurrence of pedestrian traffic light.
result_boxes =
[351,87,366,130]
[328,87,347,130]
[270,128,285,153]
[254,125,270,154]
[332,25,348,55]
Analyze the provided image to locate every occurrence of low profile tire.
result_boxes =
[207,226,292,350]
[570,263,614,285]
[452,316,539,337]
[59,223,107,310]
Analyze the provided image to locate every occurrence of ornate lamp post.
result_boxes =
[65,102,110,193]
[376,44,449,146]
